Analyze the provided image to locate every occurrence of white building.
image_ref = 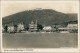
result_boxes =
[58,27,68,30]
[67,23,78,33]
[67,24,78,29]
[8,26,14,33]
[17,23,24,32]
[29,20,37,32]
[43,26,51,31]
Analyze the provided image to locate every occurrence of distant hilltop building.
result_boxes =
[34,8,42,10]
[29,20,37,32]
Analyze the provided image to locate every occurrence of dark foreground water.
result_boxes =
[2,32,78,48]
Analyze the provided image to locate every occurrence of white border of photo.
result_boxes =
[0,0,80,53]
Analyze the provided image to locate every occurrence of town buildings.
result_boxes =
[67,23,78,33]
[2,20,78,33]
[58,23,78,33]
[29,20,37,32]
[67,24,78,29]
[5,23,25,33]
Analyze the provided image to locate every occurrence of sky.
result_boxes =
[1,1,79,17]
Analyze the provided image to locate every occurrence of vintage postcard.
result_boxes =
[1,0,80,53]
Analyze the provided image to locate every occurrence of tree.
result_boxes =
[54,25,58,32]
[37,24,43,31]
[25,26,29,31]
[4,25,8,32]
[14,24,18,33]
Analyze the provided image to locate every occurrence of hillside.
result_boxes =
[2,9,78,27]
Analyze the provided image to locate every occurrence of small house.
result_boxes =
[43,26,51,32]
[67,23,78,29]
[67,23,78,33]
[8,26,14,33]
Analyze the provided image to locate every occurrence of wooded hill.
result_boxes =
[2,9,78,27]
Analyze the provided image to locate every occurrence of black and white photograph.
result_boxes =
[1,1,79,52]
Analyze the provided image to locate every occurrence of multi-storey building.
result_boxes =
[29,20,37,32]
